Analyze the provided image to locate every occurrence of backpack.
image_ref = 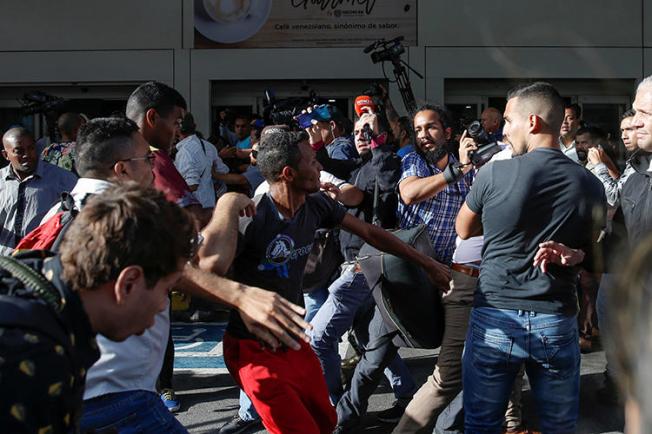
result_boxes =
[357,224,446,349]
[14,192,79,253]
[0,253,76,367]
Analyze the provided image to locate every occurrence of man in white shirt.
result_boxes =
[559,103,582,163]
[175,113,230,209]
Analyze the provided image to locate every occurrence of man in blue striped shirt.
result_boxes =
[398,105,475,265]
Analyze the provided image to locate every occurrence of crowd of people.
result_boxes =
[0,76,650,434]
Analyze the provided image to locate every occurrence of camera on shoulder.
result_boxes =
[466,121,503,167]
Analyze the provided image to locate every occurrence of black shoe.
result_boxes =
[376,401,407,423]
[217,415,262,434]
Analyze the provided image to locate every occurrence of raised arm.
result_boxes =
[340,213,450,288]
[198,192,254,275]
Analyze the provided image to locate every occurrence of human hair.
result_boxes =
[564,103,582,119]
[125,81,187,124]
[507,82,565,132]
[397,116,414,143]
[180,112,197,135]
[576,126,606,144]
[256,130,308,182]
[59,182,196,292]
[57,112,82,138]
[622,108,636,121]
[605,234,652,432]
[76,117,140,178]
[414,104,453,130]
[234,113,251,123]
[637,75,652,93]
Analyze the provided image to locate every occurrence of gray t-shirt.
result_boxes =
[227,191,347,339]
[466,148,605,315]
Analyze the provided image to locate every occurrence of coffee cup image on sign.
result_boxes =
[203,0,251,23]
[195,0,272,44]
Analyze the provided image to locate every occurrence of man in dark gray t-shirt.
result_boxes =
[456,82,606,433]
[208,130,448,434]
[466,148,604,315]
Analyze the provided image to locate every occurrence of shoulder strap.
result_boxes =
[0,256,65,313]
[50,193,81,253]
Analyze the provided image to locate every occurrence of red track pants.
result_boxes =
[223,333,337,434]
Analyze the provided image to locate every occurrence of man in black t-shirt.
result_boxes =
[456,82,606,433]
[199,130,447,434]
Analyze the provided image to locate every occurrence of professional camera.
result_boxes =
[364,37,406,64]
[466,121,503,166]
[19,91,65,116]
[263,89,325,129]
[363,37,421,115]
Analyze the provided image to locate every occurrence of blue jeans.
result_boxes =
[309,266,415,404]
[304,286,329,323]
[238,390,259,422]
[81,390,188,433]
[463,307,580,434]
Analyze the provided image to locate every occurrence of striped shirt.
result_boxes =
[398,152,473,264]
[0,161,77,255]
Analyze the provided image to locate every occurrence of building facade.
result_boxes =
[0,0,649,141]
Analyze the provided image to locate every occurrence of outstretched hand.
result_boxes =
[533,241,585,273]
[238,286,312,351]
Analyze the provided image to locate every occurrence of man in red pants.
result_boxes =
[200,129,449,434]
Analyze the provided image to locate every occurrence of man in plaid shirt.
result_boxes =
[334,105,478,433]
[398,148,472,264]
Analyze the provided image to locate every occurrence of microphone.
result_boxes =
[354,95,378,117]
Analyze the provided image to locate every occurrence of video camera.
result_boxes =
[263,88,326,129]
[19,91,65,116]
[364,36,406,64]
[466,121,503,166]
[363,36,421,115]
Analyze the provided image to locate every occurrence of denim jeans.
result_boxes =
[304,286,329,323]
[463,307,580,434]
[309,266,415,404]
[80,390,188,433]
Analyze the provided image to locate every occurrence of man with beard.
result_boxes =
[334,106,475,433]
[398,105,475,265]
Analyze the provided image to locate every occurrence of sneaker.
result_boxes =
[217,415,262,434]
[376,401,407,423]
[160,388,180,412]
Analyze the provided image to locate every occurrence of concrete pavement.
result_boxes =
[171,323,625,433]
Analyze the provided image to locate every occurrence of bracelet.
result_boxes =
[443,162,464,184]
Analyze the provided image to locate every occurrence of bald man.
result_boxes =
[0,128,77,254]
[456,82,606,432]
[480,107,503,139]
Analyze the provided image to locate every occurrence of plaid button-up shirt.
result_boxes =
[398,152,473,265]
